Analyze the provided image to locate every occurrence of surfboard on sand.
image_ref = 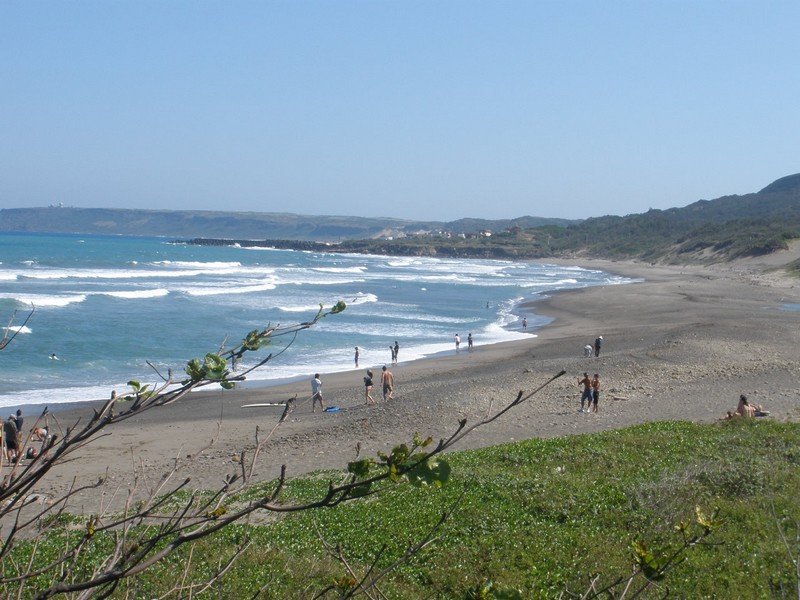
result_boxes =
[242,402,287,408]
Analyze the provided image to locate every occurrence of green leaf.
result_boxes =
[404,456,451,488]
[185,358,205,380]
[330,300,347,314]
[347,459,372,478]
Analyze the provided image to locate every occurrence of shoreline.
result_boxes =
[16,255,800,511]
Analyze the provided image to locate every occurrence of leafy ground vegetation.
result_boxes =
[13,418,799,598]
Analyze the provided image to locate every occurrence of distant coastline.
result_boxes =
[176,236,551,259]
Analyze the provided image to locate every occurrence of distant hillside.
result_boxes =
[539,173,800,261]
[0,207,573,241]
[190,173,800,264]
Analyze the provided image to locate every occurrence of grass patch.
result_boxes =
[8,419,799,598]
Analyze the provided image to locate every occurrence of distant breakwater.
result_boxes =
[177,237,544,259]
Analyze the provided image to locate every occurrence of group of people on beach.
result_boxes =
[354,341,399,369]
[454,333,474,353]
[583,336,603,357]
[578,373,601,413]
[2,409,51,464]
[311,364,396,412]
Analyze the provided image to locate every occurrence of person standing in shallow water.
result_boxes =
[354,347,359,368]
[454,333,461,353]
[467,333,473,352]
[522,317,527,330]
[393,341,399,364]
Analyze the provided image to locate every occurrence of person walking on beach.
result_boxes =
[522,317,528,330]
[454,333,461,353]
[467,332,473,352]
[354,347,360,368]
[389,345,396,364]
[364,370,376,405]
[578,373,593,413]
[594,336,603,357]
[590,373,601,412]
[311,373,325,412]
[393,341,399,364]
[381,365,394,400]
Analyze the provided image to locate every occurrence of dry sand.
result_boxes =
[29,255,800,511]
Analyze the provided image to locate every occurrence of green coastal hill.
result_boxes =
[4,173,800,265]
[185,173,800,266]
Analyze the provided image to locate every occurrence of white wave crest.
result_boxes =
[520,278,578,288]
[2,325,32,334]
[102,289,170,299]
[312,266,367,274]
[183,282,277,296]
[349,293,378,305]
[149,260,243,269]
[278,303,327,313]
[0,294,87,308]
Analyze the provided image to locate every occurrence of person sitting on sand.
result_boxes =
[364,370,376,405]
[736,394,764,418]
[31,426,49,442]
[725,394,766,419]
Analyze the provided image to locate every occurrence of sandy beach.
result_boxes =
[28,254,800,512]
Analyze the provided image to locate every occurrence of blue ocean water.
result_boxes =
[0,232,631,408]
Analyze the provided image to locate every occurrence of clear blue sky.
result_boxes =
[2,2,798,221]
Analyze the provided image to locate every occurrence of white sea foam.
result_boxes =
[278,303,329,313]
[2,325,32,334]
[149,260,243,269]
[101,289,170,299]
[520,278,578,288]
[312,266,367,274]
[349,292,378,305]
[182,282,278,296]
[0,294,87,308]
